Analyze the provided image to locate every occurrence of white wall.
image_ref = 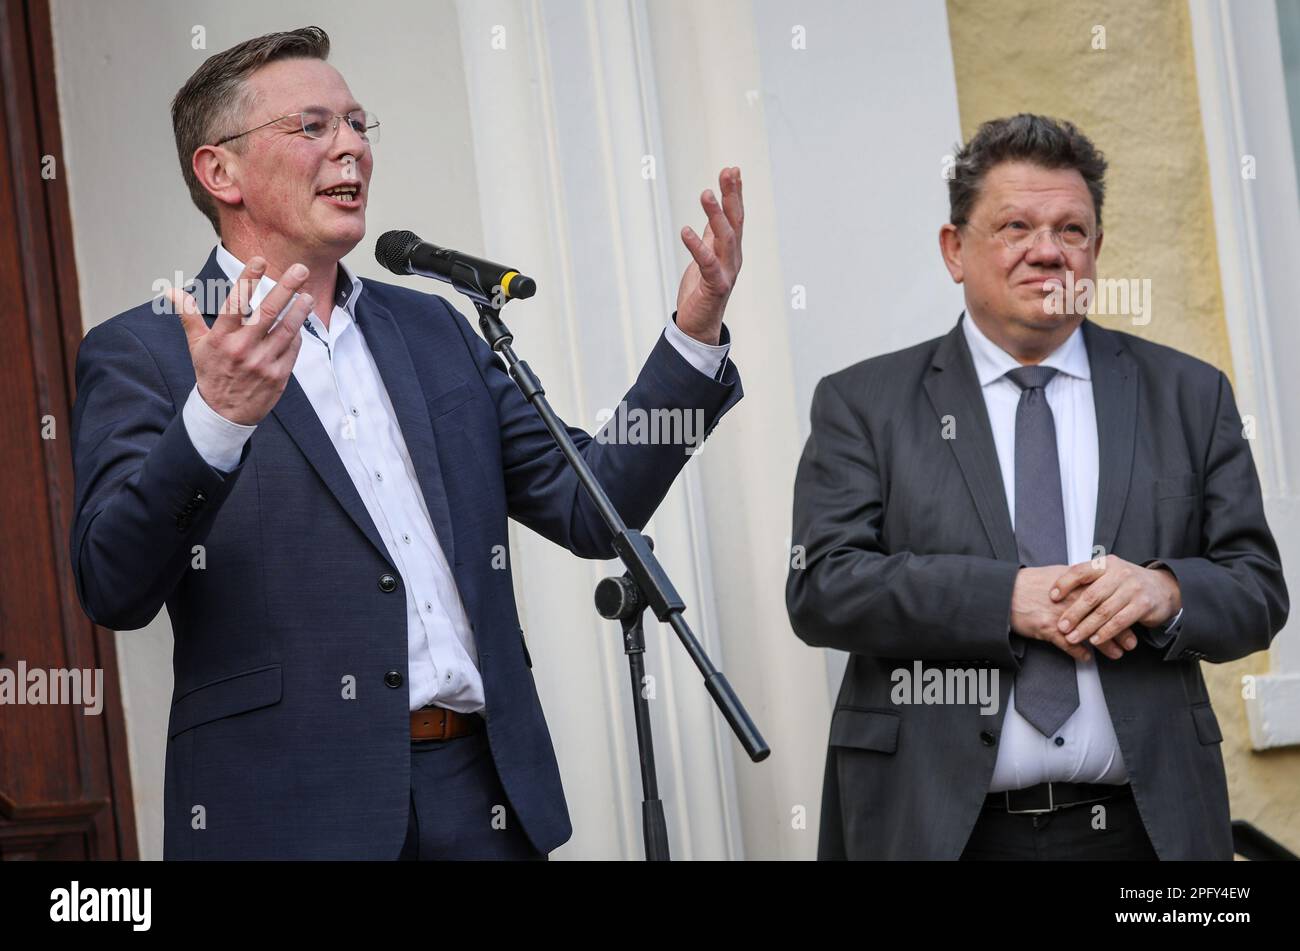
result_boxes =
[1190,0,1300,748]
[746,0,966,742]
[53,0,966,858]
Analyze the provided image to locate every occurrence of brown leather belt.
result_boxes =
[410,705,485,741]
[984,781,1131,815]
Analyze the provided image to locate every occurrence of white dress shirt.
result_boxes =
[959,313,1132,790]
[181,244,729,713]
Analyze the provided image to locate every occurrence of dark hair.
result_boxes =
[948,114,1108,230]
[171,26,331,234]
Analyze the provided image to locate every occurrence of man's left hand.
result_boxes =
[1050,555,1182,647]
[675,166,744,346]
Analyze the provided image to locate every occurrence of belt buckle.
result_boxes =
[1005,782,1055,815]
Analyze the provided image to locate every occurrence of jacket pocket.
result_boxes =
[1155,472,1199,500]
[829,707,900,754]
[426,379,473,418]
[168,664,282,738]
[1190,701,1223,745]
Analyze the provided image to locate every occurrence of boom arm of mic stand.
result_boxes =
[473,301,769,763]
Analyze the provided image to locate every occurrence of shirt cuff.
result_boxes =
[1139,559,1184,648]
[665,311,730,380]
[182,384,256,473]
[1143,559,1184,633]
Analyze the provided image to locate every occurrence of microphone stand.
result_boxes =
[471,296,769,861]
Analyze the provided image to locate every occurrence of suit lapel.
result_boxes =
[1083,319,1137,557]
[186,250,406,567]
[269,378,393,562]
[353,292,457,569]
[185,249,454,569]
[923,318,1019,563]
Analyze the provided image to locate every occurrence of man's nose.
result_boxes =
[330,120,369,159]
[1023,230,1066,265]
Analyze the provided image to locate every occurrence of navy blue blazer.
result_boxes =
[69,249,742,859]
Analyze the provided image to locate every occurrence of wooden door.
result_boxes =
[0,0,136,860]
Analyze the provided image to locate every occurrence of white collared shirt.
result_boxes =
[180,244,729,712]
[959,312,1131,790]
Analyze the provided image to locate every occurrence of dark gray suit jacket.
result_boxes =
[786,315,1287,860]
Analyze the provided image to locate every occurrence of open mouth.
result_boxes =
[317,184,361,208]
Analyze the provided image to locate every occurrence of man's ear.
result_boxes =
[938,223,964,284]
[1093,229,1104,262]
[193,145,242,211]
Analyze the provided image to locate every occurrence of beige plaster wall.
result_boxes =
[947,0,1300,856]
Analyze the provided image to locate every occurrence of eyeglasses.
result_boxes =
[965,220,1098,252]
[214,107,380,147]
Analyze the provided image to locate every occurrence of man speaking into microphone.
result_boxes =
[68,26,744,860]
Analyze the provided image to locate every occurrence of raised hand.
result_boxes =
[166,258,313,425]
[675,166,744,346]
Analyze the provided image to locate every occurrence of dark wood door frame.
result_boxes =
[0,0,137,860]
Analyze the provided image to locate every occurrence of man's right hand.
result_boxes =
[1011,565,1139,662]
[166,257,313,426]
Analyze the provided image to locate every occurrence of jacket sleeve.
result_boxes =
[785,373,1024,665]
[69,320,249,630]
[449,298,743,559]
[1136,371,1288,663]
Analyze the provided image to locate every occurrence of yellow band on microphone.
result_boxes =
[501,271,520,298]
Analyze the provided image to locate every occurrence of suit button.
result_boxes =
[379,573,398,593]
[384,670,403,688]
[176,515,192,532]
[979,730,997,746]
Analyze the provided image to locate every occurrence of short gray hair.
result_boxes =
[171,26,331,234]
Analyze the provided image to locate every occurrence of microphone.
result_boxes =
[374,230,536,305]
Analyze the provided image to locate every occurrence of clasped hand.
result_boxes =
[1010,555,1182,661]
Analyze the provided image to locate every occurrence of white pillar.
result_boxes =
[456,0,750,859]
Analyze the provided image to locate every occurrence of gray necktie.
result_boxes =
[1005,365,1079,736]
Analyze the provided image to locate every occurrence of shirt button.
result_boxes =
[424,602,433,612]
[374,470,384,482]
[350,406,360,416]
[403,533,412,544]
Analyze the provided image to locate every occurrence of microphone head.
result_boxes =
[375,230,422,275]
